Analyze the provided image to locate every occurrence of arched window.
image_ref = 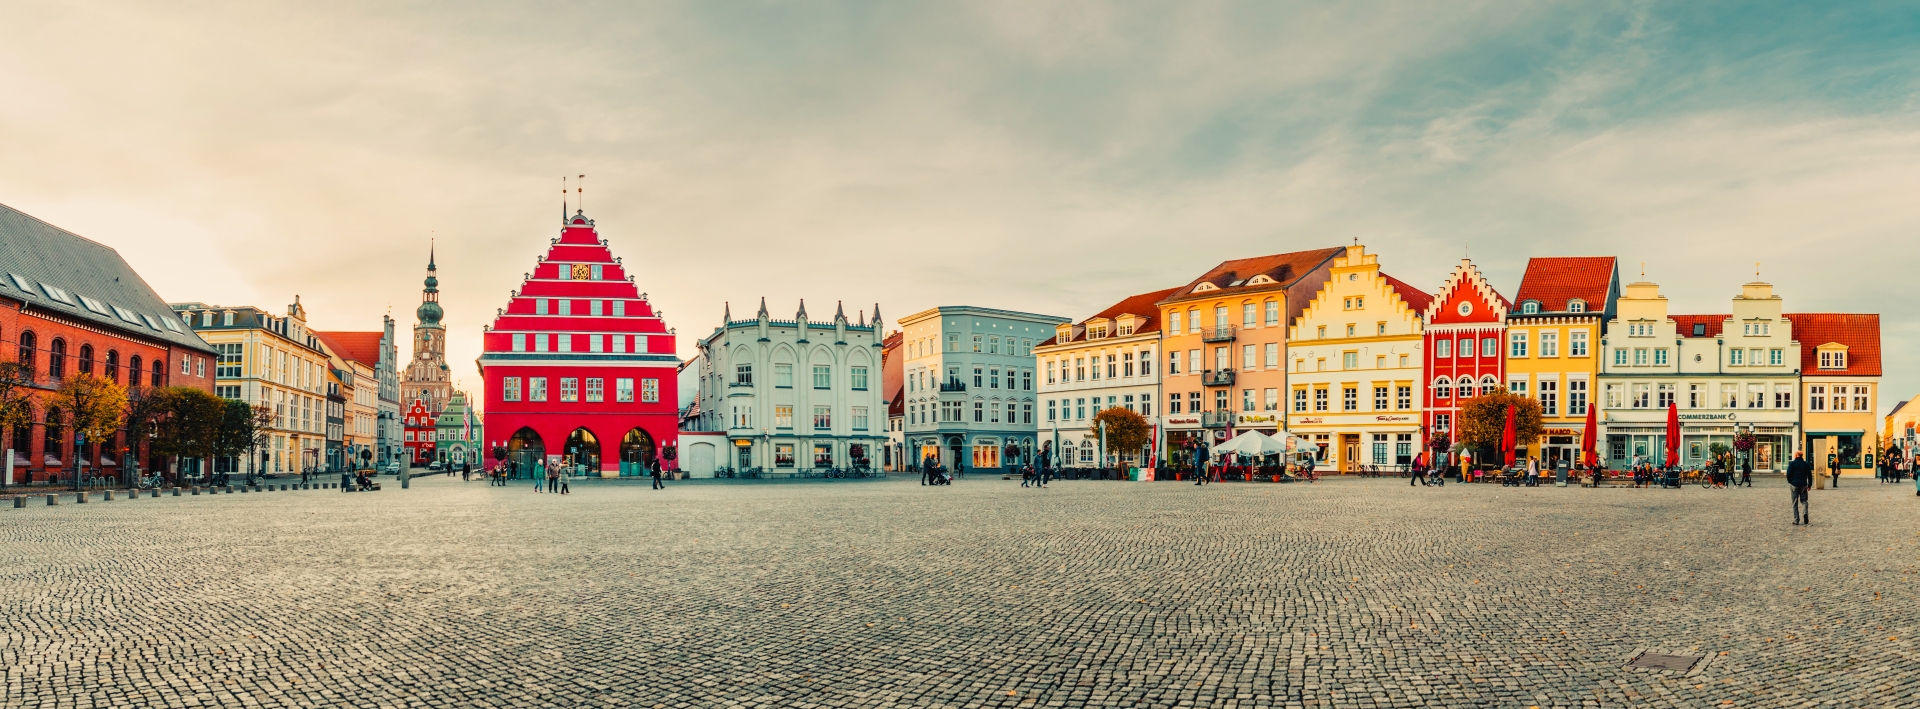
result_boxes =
[1479,375,1499,396]
[150,359,163,388]
[104,350,119,383]
[1521,301,1540,315]
[1567,300,1586,313]
[48,339,66,380]
[78,345,94,375]
[127,355,142,389]
[1456,376,1476,397]
[17,331,35,378]
[44,407,63,459]
[1433,377,1452,399]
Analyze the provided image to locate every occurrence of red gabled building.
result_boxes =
[477,210,678,476]
[403,399,435,465]
[1421,258,1510,451]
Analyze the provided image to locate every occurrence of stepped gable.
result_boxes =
[484,210,670,344]
[1380,273,1434,318]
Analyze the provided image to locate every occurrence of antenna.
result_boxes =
[1640,262,1646,279]
[1756,261,1761,279]
[578,174,585,213]
[562,176,567,221]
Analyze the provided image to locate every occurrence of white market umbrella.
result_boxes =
[1217,430,1289,456]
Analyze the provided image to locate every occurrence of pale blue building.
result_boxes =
[897,306,1069,472]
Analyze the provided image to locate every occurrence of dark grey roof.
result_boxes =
[0,201,216,353]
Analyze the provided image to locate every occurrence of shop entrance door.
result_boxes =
[1340,434,1360,474]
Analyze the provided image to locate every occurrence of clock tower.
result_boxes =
[403,245,454,418]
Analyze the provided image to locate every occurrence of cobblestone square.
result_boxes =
[2,475,1916,708]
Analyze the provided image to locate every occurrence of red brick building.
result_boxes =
[1,202,217,484]
[477,210,679,476]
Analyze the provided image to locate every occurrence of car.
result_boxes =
[380,462,400,475]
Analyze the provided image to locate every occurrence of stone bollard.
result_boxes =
[224,485,233,494]
[191,487,200,495]
[172,487,181,496]
[13,496,24,508]
[46,494,57,505]
[104,490,115,501]
[77,492,88,503]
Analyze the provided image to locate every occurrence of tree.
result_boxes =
[125,386,179,475]
[1456,392,1543,452]
[1090,407,1151,465]
[49,373,128,483]
[0,362,34,454]
[213,400,262,471]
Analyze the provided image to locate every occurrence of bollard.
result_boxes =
[76,492,88,503]
[172,487,181,496]
[13,497,23,508]
[224,486,233,494]
[47,494,57,505]
[191,487,200,495]
[104,490,115,501]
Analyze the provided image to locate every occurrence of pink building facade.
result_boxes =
[478,210,679,476]
[1421,259,1509,453]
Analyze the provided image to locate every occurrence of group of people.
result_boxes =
[918,454,953,486]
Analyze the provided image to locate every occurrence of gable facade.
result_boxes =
[1285,245,1428,473]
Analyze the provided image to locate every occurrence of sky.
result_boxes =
[4,1,1918,414]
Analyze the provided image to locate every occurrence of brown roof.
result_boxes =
[1379,273,1434,317]
[314,331,384,367]
[1513,257,1617,313]
[1051,287,1184,345]
[1786,313,1881,376]
[1160,248,1344,306]
[1671,314,1728,339]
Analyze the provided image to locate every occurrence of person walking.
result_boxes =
[559,466,571,495]
[1787,451,1813,525]
[650,461,664,490]
[533,459,546,492]
[1740,458,1752,487]
[1036,446,1051,489]
[921,455,933,486]
[461,461,471,482]
[1194,444,1210,486]
[1526,457,1540,487]
[1828,452,1840,488]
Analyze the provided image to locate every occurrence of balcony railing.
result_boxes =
[1201,411,1235,428]
[1201,325,1237,343]
[1202,369,1235,387]
[939,381,967,393]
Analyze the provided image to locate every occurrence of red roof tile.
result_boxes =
[1513,257,1617,313]
[1671,314,1728,339]
[1161,248,1345,305]
[314,331,384,367]
[1786,313,1881,376]
[1379,273,1433,317]
[1055,287,1185,344]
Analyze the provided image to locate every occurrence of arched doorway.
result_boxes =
[565,428,601,477]
[619,428,655,477]
[507,427,544,479]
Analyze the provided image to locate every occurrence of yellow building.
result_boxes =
[1285,244,1430,473]
[1505,257,1619,465]
[1156,247,1343,468]
[1790,313,1882,477]
[1884,395,1920,451]
[173,298,336,475]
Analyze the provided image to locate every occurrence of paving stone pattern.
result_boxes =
[2,475,1916,708]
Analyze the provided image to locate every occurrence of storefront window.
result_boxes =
[775,444,795,468]
[1837,434,1862,467]
[972,438,1001,469]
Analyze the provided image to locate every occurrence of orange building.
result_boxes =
[1156,247,1343,467]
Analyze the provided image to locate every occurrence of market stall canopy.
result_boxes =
[1215,430,1290,456]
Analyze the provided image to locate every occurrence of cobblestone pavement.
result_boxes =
[2,474,1916,708]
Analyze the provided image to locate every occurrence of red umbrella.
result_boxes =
[1502,404,1517,467]
[1581,401,1599,467]
[1665,401,1681,468]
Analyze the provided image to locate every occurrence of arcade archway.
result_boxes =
[507,427,544,478]
[565,427,601,476]
[619,428,656,477]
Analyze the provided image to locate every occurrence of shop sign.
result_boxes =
[1236,413,1280,425]
[1543,428,1580,436]
[1295,417,1324,424]
[1373,415,1413,422]
[1165,416,1201,426]
[1679,413,1734,421]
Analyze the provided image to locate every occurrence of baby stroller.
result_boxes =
[930,465,952,486]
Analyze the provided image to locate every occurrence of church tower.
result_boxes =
[403,244,454,416]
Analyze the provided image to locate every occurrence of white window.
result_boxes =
[1769,349,1783,366]
[1510,331,1528,358]
[590,335,604,353]
[1264,343,1279,369]
[853,406,870,431]
[613,300,626,317]
[590,300,603,316]
[1633,348,1648,366]
[617,378,635,402]
[1243,345,1257,369]
[535,298,548,315]
[1436,339,1451,358]
[558,299,572,316]
[558,333,571,352]
[1169,311,1181,334]
[1538,332,1557,358]
[1654,348,1669,366]
[531,377,548,402]
[1729,348,1744,366]
[535,333,549,352]
[1242,303,1257,327]
[1264,300,1279,326]
[1570,331,1589,357]
[642,379,659,403]
[1482,338,1498,358]
[505,377,522,401]
[559,378,578,402]
[585,378,604,402]
[512,333,526,352]
[1509,378,1528,396]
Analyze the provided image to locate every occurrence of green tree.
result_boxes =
[161,388,227,472]
[213,400,266,470]
[1090,407,1152,464]
[1457,392,1543,452]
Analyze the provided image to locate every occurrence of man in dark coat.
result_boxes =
[1194,444,1211,486]
[1787,451,1814,525]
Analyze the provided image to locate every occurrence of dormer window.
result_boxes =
[1247,275,1274,285]
[1692,323,1706,337]
[1567,300,1586,313]
[1521,301,1540,315]
[1818,347,1848,370]
[1193,282,1219,292]
[1629,322,1655,337]
[1742,321,1771,336]
[1117,323,1132,336]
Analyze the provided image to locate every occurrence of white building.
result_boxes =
[1597,280,1800,471]
[1034,288,1176,469]
[694,299,888,475]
